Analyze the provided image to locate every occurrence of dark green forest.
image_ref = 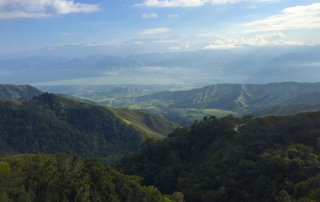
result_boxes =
[0,153,180,202]
[118,112,320,202]
[0,93,146,163]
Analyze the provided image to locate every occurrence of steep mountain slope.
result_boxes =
[0,84,43,100]
[118,112,320,202]
[251,104,320,117]
[285,91,320,105]
[0,93,177,163]
[137,82,320,113]
[110,108,178,139]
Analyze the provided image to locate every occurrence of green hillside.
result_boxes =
[0,153,177,202]
[285,91,320,105]
[110,108,178,139]
[137,82,320,113]
[0,84,43,100]
[118,112,320,202]
[251,104,320,117]
[0,93,177,163]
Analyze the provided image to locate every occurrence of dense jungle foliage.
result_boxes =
[118,112,320,202]
[0,153,180,202]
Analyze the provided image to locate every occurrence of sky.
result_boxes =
[0,0,319,55]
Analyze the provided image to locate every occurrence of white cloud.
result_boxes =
[134,41,143,44]
[258,32,285,38]
[139,28,171,35]
[135,0,203,7]
[203,35,302,49]
[85,42,122,47]
[169,46,181,50]
[0,0,99,19]
[169,44,190,50]
[243,3,320,32]
[135,0,277,7]
[168,14,178,18]
[142,12,158,18]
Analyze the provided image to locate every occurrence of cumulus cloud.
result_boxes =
[243,3,320,32]
[0,0,99,19]
[142,12,158,18]
[135,0,277,7]
[139,28,171,35]
[168,14,178,18]
[203,35,302,49]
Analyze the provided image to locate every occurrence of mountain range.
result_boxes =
[1,46,320,85]
[136,82,320,114]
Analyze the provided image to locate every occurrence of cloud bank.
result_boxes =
[139,28,171,35]
[203,34,302,49]
[243,3,320,32]
[0,0,99,19]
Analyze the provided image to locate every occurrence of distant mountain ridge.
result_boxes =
[250,104,320,117]
[0,84,43,100]
[2,47,320,84]
[284,91,320,105]
[137,82,320,113]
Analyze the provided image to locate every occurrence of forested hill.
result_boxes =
[118,112,320,202]
[0,93,177,163]
[0,153,179,202]
[0,84,43,100]
[137,82,320,113]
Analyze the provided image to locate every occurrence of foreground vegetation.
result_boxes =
[0,153,179,202]
[118,112,320,202]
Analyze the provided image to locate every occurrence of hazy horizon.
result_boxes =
[1,0,320,87]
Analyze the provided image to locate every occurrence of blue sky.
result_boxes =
[0,0,319,55]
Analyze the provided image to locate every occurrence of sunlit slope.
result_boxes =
[138,82,320,113]
[110,108,178,139]
[0,84,43,100]
[0,93,177,163]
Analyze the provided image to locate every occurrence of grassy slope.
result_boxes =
[110,108,178,139]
